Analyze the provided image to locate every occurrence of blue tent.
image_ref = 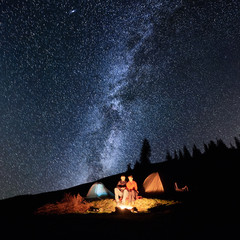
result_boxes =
[86,182,114,199]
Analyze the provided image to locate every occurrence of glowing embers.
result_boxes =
[115,204,138,214]
[119,204,133,210]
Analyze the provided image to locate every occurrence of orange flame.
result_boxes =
[119,204,133,210]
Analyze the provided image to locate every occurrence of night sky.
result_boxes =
[1,0,240,199]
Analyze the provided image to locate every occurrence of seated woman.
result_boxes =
[126,175,138,205]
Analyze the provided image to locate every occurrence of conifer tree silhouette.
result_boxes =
[208,140,217,152]
[174,150,179,161]
[216,139,228,154]
[178,149,184,161]
[183,146,191,161]
[134,160,140,171]
[166,150,173,161]
[234,136,240,149]
[192,144,201,159]
[126,163,132,173]
[139,138,151,167]
[204,143,209,153]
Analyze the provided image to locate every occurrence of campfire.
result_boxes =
[115,204,138,213]
[119,204,133,210]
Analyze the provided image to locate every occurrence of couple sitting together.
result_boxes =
[114,175,138,206]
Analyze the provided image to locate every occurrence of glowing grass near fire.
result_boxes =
[88,198,179,213]
[35,193,180,215]
[36,193,180,215]
[89,198,179,213]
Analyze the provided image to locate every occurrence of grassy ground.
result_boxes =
[2,192,238,240]
[90,197,178,213]
[35,193,179,214]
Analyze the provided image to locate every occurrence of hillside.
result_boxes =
[0,140,238,215]
[0,138,238,239]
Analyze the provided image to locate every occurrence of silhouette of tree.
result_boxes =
[173,150,179,161]
[204,143,209,153]
[134,160,140,171]
[178,149,184,161]
[166,150,173,161]
[183,146,191,161]
[192,144,201,159]
[216,139,228,151]
[230,142,235,150]
[234,136,240,149]
[126,163,132,173]
[208,140,217,152]
[139,138,151,167]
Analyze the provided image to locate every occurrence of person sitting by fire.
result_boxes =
[114,175,128,205]
[126,175,138,205]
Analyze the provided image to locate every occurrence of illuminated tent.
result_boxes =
[143,172,164,193]
[86,182,114,199]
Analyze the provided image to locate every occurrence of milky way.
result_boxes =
[1,0,240,199]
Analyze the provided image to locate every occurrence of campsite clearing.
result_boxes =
[89,198,179,213]
[36,194,180,215]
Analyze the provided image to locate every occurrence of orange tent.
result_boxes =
[143,172,164,193]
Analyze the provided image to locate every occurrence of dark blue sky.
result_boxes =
[1,0,240,199]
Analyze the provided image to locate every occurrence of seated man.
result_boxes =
[114,175,128,205]
[126,175,138,205]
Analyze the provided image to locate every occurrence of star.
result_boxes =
[69,9,77,15]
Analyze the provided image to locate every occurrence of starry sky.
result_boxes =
[1,0,240,199]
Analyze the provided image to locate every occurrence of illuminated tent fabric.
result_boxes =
[86,182,114,199]
[143,172,164,193]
